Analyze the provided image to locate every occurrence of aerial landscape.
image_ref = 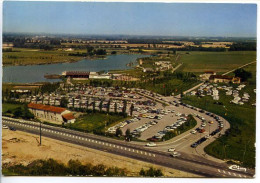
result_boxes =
[1,1,257,179]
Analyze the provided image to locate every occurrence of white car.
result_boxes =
[146,142,157,147]
[190,130,197,134]
[2,125,8,129]
[228,165,247,172]
[170,151,181,157]
[168,148,176,152]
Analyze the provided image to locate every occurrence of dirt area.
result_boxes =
[1,129,200,177]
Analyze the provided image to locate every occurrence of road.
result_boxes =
[2,117,254,178]
[222,61,256,76]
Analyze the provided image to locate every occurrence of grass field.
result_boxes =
[177,51,256,73]
[182,63,256,168]
[2,48,86,66]
[2,103,23,114]
[66,113,127,133]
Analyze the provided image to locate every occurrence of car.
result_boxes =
[190,130,197,134]
[208,121,214,124]
[205,135,211,139]
[228,165,247,172]
[146,142,157,147]
[9,127,16,131]
[199,129,206,133]
[201,123,206,127]
[191,143,198,148]
[170,151,181,157]
[168,148,176,152]
[2,125,8,129]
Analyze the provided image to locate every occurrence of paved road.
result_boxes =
[2,117,254,178]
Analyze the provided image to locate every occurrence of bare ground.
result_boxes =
[1,129,200,177]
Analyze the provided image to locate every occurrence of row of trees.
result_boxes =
[4,159,127,176]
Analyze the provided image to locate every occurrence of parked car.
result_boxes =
[170,151,181,157]
[9,127,16,131]
[2,125,8,129]
[146,142,157,147]
[190,130,197,134]
[168,148,176,152]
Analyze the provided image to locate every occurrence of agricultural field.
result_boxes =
[176,51,256,73]
[182,63,256,168]
[2,48,86,66]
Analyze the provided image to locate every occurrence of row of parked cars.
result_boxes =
[131,120,159,137]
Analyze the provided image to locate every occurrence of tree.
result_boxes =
[114,102,117,113]
[107,99,111,113]
[122,100,127,114]
[234,68,252,82]
[115,128,122,137]
[111,51,117,55]
[125,128,131,141]
[130,103,134,116]
[92,100,96,113]
[99,99,103,112]
[60,97,68,108]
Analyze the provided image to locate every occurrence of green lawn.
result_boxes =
[182,63,256,168]
[177,51,256,73]
[2,103,23,114]
[66,113,127,133]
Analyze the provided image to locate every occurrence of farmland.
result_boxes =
[176,51,256,73]
[2,48,87,66]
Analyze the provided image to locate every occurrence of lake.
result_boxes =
[2,54,147,83]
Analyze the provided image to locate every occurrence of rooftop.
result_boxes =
[28,103,66,113]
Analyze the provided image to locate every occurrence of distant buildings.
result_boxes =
[200,71,216,81]
[28,103,75,124]
[209,75,241,84]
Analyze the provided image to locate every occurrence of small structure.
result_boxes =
[209,75,241,84]
[199,71,216,81]
[28,103,75,124]
[143,68,154,73]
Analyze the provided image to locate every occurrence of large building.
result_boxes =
[62,71,90,79]
[28,103,75,124]
[209,75,241,84]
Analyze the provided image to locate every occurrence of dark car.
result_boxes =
[9,127,16,131]
[191,143,198,148]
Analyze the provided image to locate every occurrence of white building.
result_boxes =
[28,103,75,124]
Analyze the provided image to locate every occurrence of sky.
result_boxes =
[3,1,257,37]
